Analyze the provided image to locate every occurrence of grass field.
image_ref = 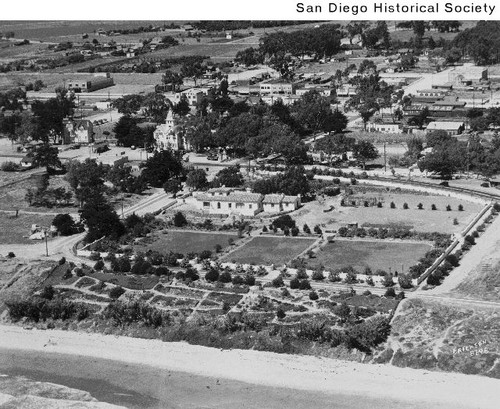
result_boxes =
[225,236,316,266]
[136,230,237,255]
[0,212,56,244]
[308,239,432,274]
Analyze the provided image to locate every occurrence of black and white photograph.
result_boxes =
[0,10,499,409]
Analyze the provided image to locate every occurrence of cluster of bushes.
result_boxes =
[205,267,256,286]
[336,225,450,243]
[7,294,90,323]
[309,167,368,180]
[103,300,168,327]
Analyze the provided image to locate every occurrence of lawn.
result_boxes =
[225,236,317,266]
[136,230,237,255]
[308,239,432,274]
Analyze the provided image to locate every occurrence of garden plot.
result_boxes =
[308,239,432,274]
[136,230,237,255]
[225,236,317,266]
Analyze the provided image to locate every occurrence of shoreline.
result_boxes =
[0,324,498,408]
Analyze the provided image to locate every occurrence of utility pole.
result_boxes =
[44,229,49,257]
[383,141,387,173]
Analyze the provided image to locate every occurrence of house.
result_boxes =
[262,194,301,213]
[426,121,464,136]
[62,119,94,144]
[259,79,294,95]
[367,122,402,133]
[66,74,114,93]
[172,88,207,106]
[194,188,264,216]
[153,110,189,151]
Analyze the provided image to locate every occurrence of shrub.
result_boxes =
[109,286,126,299]
[313,225,322,235]
[446,204,451,211]
[344,270,357,284]
[417,203,423,210]
[1,161,19,171]
[290,277,300,289]
[7,252,15,258]
[245,274,256,286]
[276,308,286,319]
[364,201,369,207]
[328,271,341,282]
[364,266,372,275]
[173,211,188,227]
[205,268,219,282]
[403,203,409,210]
[309,291,319,300]
[377,202,383,208]
[431,204,437,210]
[59,257,66,265]
[112,256,131,273]
[291,226,299,237]
[426,273,440,286]
[366,276,375,286]
[458,204,464,211]
[199,250,212,260]
[453,218,458,225]
[214,244,222,253]
[303,224,311,234]
[272,275,285,287]
[262,225,268,233]
[390,202,396,209]
[40,285,55,300]
[382,274,394,287]
[94,260,105,270]
[398,274,413,289]
[283,226,290,236]
[312,269,325,281]
[76,268,85,277]
[219,271,232,283]
[272,215,296,230]
[472,231,479,238]
[464,235,475,245]
[384,287,396,297]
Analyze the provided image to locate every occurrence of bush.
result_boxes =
[94,260,105,270]
[303,224,311,234]
[59,257,66,265]
[453,218,458,225]
[299,279,311,290]
[199,250,212,260]
[311,269,325,281]
[205,268,219,282]
[271,275,285,287]
[309,291,319,300]
[446,204,451,211]
[7,252,15,258]
[262,225,268,233]
[377,202,383,208]
[276,308,286,319]
[390,202,396,209]
[290,277,300,289]
[431,204,437,210]
[291,226,299,237]
[272,215,296,230]
[382,274,394,287]
[173,211,188,227]
[458,204,464,211]
[219,271,232,283]
[40,285,55,300]
[384,287,396,297]
[464,235,475,245]
[398,274,413,289]
[313,225,322,235]
[417,203,423,210]
[1,161,20,171]
[52,214,77,236]
[366,276,375,286]
[403,203,409,210]
[109,286,126,299]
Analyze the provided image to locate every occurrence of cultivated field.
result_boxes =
[308,239,432,274]
[136,230,238,255]
[225,236,316,266]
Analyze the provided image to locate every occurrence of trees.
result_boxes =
[162,70,183,92]
[235,47,264,66]
[418,140,465,179]
[185,168,208,190]
[141,150,184,188]
[52,214,78,236]
[112,94,144,115]
[352,141,379,169]
[80,195,125,243]
[32,143,61,171]
[163,178,182,196]
[173,211,188,227]
[66,159,107,206]
[212,165,244,188]
[290,90,335,136]
[113,115,147,147]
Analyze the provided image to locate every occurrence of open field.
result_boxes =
[389,22,477,43]
[0,212,56,245]
[379,297,500,378]
[136,230,237,255]
[225,236,316,266]
[308,239,432,274]
[294,189,483,234]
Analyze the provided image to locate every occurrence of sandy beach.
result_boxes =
[0,324,499,408]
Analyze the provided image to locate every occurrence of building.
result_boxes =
[426,121,465,136]
[194,188,264,216]
[262,194,301,213]
[172,88,207,106]
[367,122,402,134]
[66,74,114,93]
[62,119,94,144]
[153,110,189,151]
[259,79,294,95]
[20,155,34,168]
